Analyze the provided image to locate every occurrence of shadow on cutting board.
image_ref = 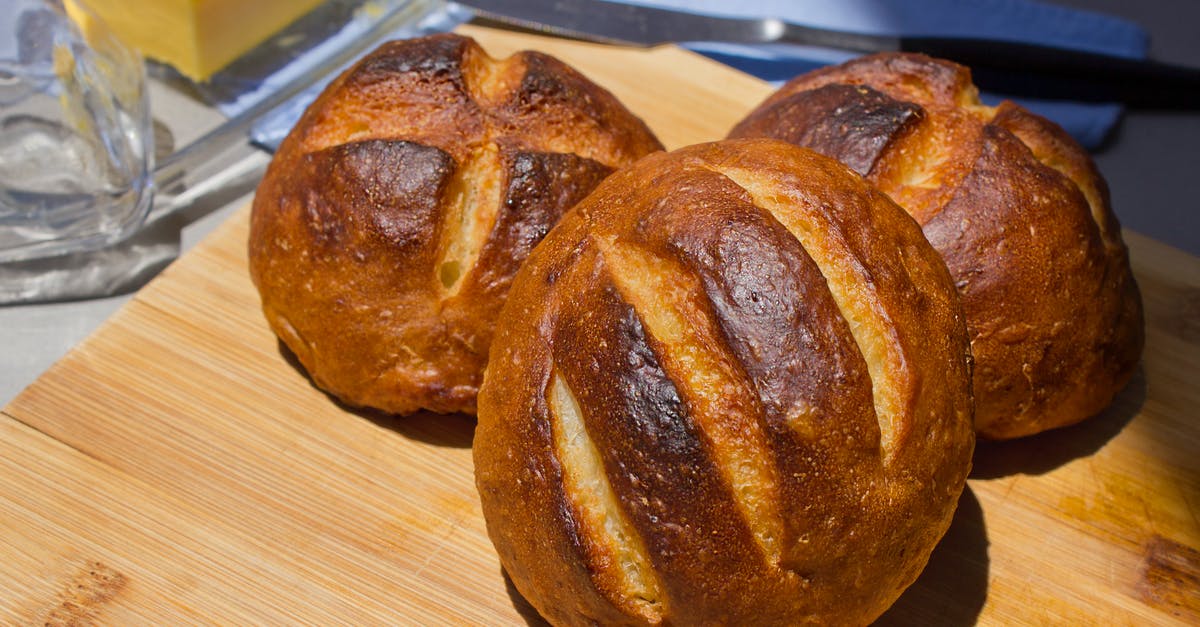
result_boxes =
[504,569,552,626]
[367,409,476,449]
[971,365,1147,479]
[874,487,990,626]
[276,339,476,448]
[496,488,989,626]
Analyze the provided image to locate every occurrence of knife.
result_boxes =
[457,0,1200,108]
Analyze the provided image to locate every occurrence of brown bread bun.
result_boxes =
[729,53,1144,439]
[248,34,663,415]
[474,139,975,625]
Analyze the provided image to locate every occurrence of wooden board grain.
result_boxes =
[3,25,1199,625]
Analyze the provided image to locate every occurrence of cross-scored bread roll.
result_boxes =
[475,139,975,625]
[729,53,1144,439]
[248,34,663,415]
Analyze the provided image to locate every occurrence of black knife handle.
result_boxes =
[901,36,1200,108]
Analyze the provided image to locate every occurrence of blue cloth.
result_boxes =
[617,0,1149,149]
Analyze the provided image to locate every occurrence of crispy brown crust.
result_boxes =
[729,83,924,176]
[475,139,975,625]
[249,33,662,415]
[729,52,1144,439]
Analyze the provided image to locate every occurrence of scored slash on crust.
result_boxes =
[541,157,919,616]
[437,143,504,294]
[597,236,784,563]
[250,33,664,415]
[477,139,975,623]
[711,165,906,459]
[727,54,1143,438]
[549,373,666,622]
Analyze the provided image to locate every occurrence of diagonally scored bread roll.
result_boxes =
[729,53,1144,439]
[249,34,662,415]
[475,139,975,625]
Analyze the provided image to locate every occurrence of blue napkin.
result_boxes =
[616,0,1149,149]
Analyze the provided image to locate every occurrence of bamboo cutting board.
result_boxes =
[2,25,1198,625]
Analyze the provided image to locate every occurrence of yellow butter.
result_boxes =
[70,0,326,81]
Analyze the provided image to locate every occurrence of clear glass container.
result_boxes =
[0,0,154,262]
[0,0,461,302]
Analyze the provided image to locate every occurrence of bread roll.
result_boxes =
[729,53,1144,439]
[249,34,663,415]
[475,139,975,625]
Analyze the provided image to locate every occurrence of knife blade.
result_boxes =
[457,0,1200,108]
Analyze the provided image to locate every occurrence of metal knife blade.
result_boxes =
[460,0,898,52]
[455,0,1200,108]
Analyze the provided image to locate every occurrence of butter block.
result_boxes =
[71,0,326,81]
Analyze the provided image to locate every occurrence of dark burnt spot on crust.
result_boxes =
[618,165,877,446]
[730,84,923,176]
[504,151,613,223]
[507,52,602,117]
[922,123,1099,294]
[556,283,698,461]
[552,276,762,613]
[615,165,881,571]
[350,33,472,94]
[302,139,455,252]
[478,150,612,288]
[669,195,873,436]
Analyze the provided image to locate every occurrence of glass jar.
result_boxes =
[0,0,153,262]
